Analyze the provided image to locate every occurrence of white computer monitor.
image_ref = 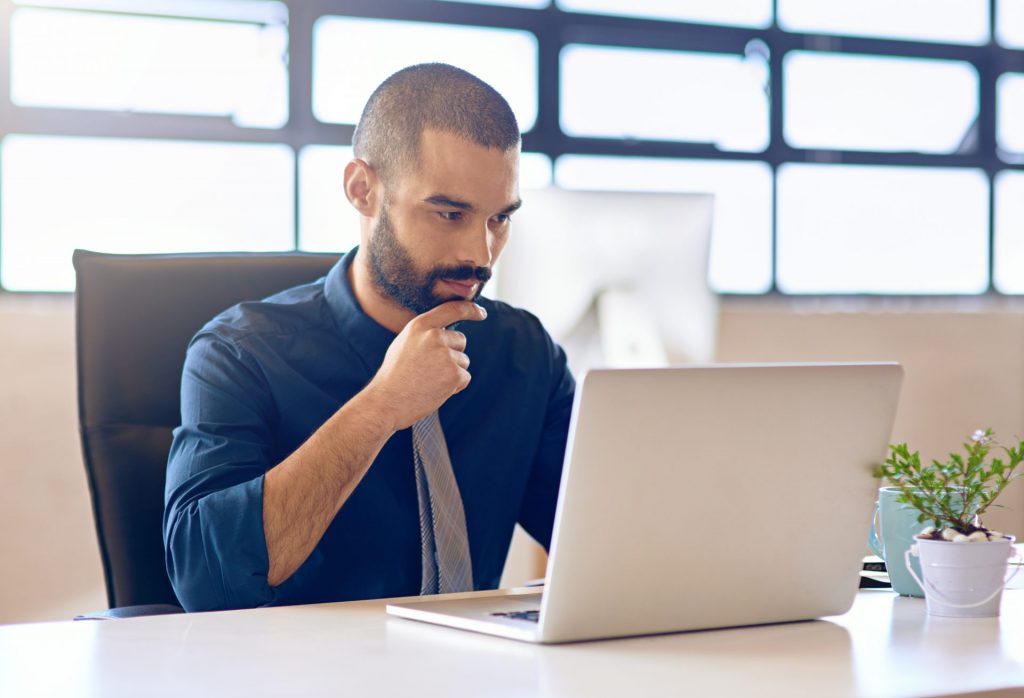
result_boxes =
[491,188,716,376]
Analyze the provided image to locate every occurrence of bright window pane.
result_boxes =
[778,0,989,44]
[12,0,286,22]
[994,172,1024,294]
[518,152,555,189]
[777,165,989,294]
[997,0,1024,47]
[561,45,769,152]
[313,17,538,131]
[784,52,978,154]
[298,146,360,255]
[299,147,551,253]
[555,156,773,293]
[10,6,288,128]
[0,136,294,292]
[557,0,771,28]
[438,0,548,6]
[997,74,1024,159]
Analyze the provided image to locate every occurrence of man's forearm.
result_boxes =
[263,389,396,587]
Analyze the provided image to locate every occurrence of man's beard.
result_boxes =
[367,204,492,315]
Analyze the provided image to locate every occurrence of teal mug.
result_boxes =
[868,487,926,597]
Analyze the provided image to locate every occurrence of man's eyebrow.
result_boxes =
[501,199,523,215]
[423,195,523,215]
[424,194,474,210]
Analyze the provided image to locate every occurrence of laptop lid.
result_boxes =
[536,362,903,643]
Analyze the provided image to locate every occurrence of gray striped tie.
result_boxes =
[412,410,474,595]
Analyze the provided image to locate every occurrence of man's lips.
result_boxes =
[439,278,477,297]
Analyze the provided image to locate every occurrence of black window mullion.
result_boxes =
[978,10,999,293]
[288,1,319,250]
[521,5,564,159]
[767,21,787,294]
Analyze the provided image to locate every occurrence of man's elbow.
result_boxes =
[163,505,267,613]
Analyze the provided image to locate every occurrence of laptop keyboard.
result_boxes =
[491,610,540,623]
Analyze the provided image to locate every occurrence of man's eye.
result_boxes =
[494,214,510,224]
[439,211,463,222]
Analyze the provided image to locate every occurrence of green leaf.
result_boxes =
[874,430,1024,530]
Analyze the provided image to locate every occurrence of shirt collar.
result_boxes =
[324,247,397,364]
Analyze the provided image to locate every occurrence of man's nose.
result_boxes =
[457,222,493,269]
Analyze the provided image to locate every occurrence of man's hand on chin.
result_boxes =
[364,300,488,431]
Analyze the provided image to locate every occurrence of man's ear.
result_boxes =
[344,158,380,217]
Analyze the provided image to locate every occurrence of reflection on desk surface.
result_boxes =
[0,589,1023,698]
[539,618,854,697]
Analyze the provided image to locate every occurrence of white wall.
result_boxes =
[717,297,1024,535]
[0,295,104,624]
[2,295,1023,625]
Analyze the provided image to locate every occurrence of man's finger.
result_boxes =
[443,330,467,352]
[416,300,487,330]
[452,367,472,394]
[450,349,470,370]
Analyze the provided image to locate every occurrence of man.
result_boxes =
[164,63,575,612]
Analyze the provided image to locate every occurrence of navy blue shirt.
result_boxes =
[164,250,575,612]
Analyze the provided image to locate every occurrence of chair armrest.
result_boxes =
[74,604,184,620]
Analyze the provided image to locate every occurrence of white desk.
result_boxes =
[2,588,1023,697]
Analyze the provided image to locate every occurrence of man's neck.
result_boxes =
[349,249,415,334]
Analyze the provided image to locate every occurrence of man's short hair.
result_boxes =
[352,63,521,184]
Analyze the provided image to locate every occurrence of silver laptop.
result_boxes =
[387,363,904,643]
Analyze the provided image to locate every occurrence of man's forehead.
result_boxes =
[418,132,517,162]
[417,126,518,151]
[397,131,520,205]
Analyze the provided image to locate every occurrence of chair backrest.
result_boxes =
[73,250,339,608]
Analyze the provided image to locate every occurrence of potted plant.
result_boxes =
[874,429,1024,617]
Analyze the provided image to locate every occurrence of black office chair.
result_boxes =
[73,250,339,619]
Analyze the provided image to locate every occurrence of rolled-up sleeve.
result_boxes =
[518,336,575,551]
[163,333,322,611]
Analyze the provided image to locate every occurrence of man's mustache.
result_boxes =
[430,265,492,283]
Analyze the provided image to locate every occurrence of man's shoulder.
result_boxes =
[198,278,331,346]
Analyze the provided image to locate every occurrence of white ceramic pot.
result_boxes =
[904,536,1020,618]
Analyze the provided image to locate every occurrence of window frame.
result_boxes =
[0,0,1022,295]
